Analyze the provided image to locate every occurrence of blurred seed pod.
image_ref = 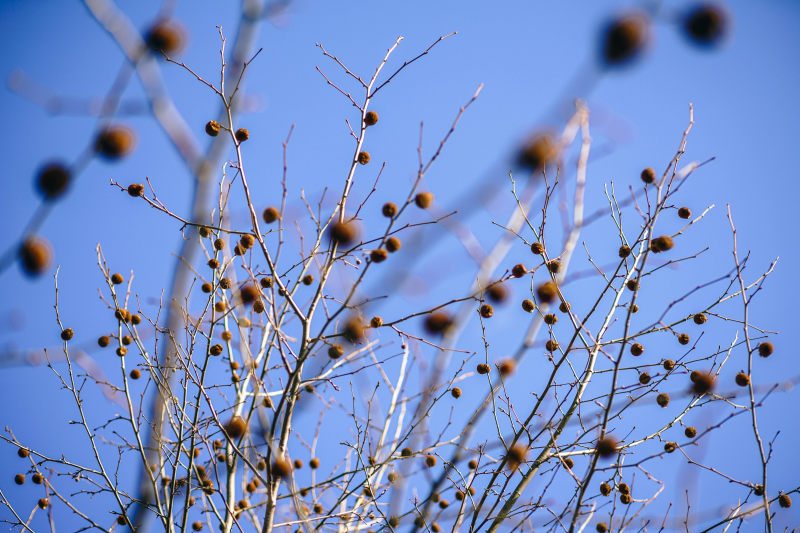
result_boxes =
[145,19,186,55]
[600,13,650,67]
[682,4,728,47]
[36,162,71,200]
[518,133,559,172]
[18,235,52,277]
[95,125,136,160]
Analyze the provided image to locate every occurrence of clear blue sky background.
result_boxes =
[0,1,798,530]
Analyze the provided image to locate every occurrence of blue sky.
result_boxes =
[1,1,798,530]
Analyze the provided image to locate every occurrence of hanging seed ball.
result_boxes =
[208,258,219,269]
[630,304,639,313]
[262,207,280,224]
[342,316,366,343]
[530,242,545,255]
[17,448,29,458]
[779,493,792,508]
[192,522,203,531]
[639,372,651,385]
[293,459,303,470]
[255,459,267,471]
[260,276,274,288]
[240,234,255,249]
[652,235,674,253]
[562,457,574,469]
[596,523,608,533]
[506,445,527,469]
[656,392,670,407]
[424,312,453,335]
[544,313,558,327]
[213,238,225,251]
[545,339,559,352]
[210,344,223,356]
[116,347,127,356]
[480,304,494,318]
[117,516,128,526]
[110,272,125,285]
[678,333,690,345]
[521,299,536,312]
[121,335,132,345]
[36,162,71,200]
[626,279,639,291]
[235,128,249,142]
[401,447,413,457]
[601,13,649,66]
[431,523,442,533]
[37,497,50,510]
[381,202,397,218]
[386,237,402,252]
[328,344,344,359]
[664,441,677,453]
[547,260,561,273]
[754,484,764,496]
[476,363,490,375]
[640,167,656,184]
[95,125,136,159]
[619,483,630,494]
[683,4,728,47]
[620,493,632,504]
[425,455,437,467]
[487,283,509,303]
[684,426,697,438]
[60,328,74,341]
[233,244,244,256]
[145,20,184,54]
[468,459,478,470]
[130,369,141,380]
[357,151,371,165]
[693,313,707,325]
[757,342,774,357]
[415,191,434,209]
[218,277,232,290]
[18,236,52,277]
[663,359,675,371]
[600,482,612,496]
[364,110,379,126]
[618,245,631,258]
[224,416,247,439]
[370,249,388,263]
[115,308,132,322]
[511,264,527,278]
[98,335,110,347]
[536,281,558,304]
[498,359,516,376]
[692,372,715,395]
[678,207,692,219]
[518,133,558,171]
[388,516,400,528]
[735,371,750,387]
[630,343,644,356]
[302,274,314,286]
[201,282,212,293]
[387,471,399,483]
[32,473,43,484]
[595,436,619,458]
[14,474,25,485]
[451,387,462,399]
[370,316,383,328]
[252,300,265,313]
[205,120,221,137]
[559,302,571,313]
[328,221,359,246]
[240,284,260,305]
[135,312,145,323]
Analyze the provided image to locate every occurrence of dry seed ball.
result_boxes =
[754,484,764,496]
[38,498,49,509]
[370,249,388,262]
[382,202,397,217]
[214,302,226,313]
[214,238,225,251]
[757,342,774,357]
[32,473,43,484]
[425,455,437,467]
[14,474,25,485]
[506,445,527,469]
[328,344,344,359]
[487,283,508,303]
[630,304,639,313]
[595,437,618,458]
[260,276,273,288]
[630,343,644,356]
[626,279,639,291]
[401,447,413,457]
[678,333,690,345]
[547,260,561,273]
[678,206,692,219]
[201,282,212,293]
[218,277,232,290]
[545,339,559,352]
[779,494,792,508]
[262,207,280,224]
[562,457,574,469]
[116,347,127,356]
[205,120,221,137]
[233,244,244,256]
[664,442,677,453]
[602,14,649,66]
[511,263,527,278]
[596,523,608,533]
[683,4,728,46]
[530,242,545,254]
[468,459,478,470]
[121,335,132,345]
[127,183,144,197]
[95,125,136,159]
[240,234,255,249]
[663,359,675,371]
[480,304,494,318]
[208,258,219,269]
[415,191,434,208]
[235,128,249,142]
[691,372,715,395]
[370,316,383,328]
[536,281,558,304]
[132,314,142,325]
[293,459,303,470]
[36,162,71,200]
[640,167,656,183]
[18,236,52,277]
[656,393,670,407]
[210,344,223,356]
[342,316,365,343]
[693,313,707,324]
[387,471,398,483]
[98,335,110,347]
[130,369,141,380]
[386,236,401,252]
[145,20,184,54]
[111,273,124,285]
[620,493,632,504]
[357,151,371,164]
[451,387,462,399]
[735,372,750,387]
[117,516,128,526]
[328,221,359,246]
[652,235,674,253]
[518,134,557,171]
[684,426,697,438]
[618,245,631,258]
[600,482,612,496]
[477,363,490,375]
[225,416,247,439]
[497,359,516,376]
[17,448,29,458]
[638,372,651,385]
[521,299,536,312]
[424,312,453,335]
[60,328,74,341]
[364,111,379,126]
[559,302,571,313]
[302,274,314,286]
[252,300,265,313]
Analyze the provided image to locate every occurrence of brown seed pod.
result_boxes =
[541,311,556,323]
[32,473,43,484]
[256,460,267,471]
[451,387,462,399]
[205,120,221,137]
[364,110,379,126]
[691,372,715,395]
[480,304,494,318]
[518,133,558,171]
[214,302,226,313]
[599,482,612,496]
[559,302,571,313]
[638,372,651,385]
[357,151,371,165]
[536,281,558,304]
[468,459,478,470]
[201,282,212,293]
[130,369,141,380]
[110,272,124,285]
[415,191,434,209]
[208,258,220,269]
[370,316,383,328]
[431,523,441,532]
[678,206,692,219]
[95,125,136,159]
[121,335,132,346]
[735,371,750,387]
[210,344,223,356]
[18,236,52,277]
[663,359,675,371]
[342,316,366,343]
[678,333,690,345]
[779,493,792,508]
[620,493,632,504]
[601,13,649,66]
[656,392,670,407]
[17,448,29,458]
[233,244,244,256]
[630,304,639,313]
[381,202,398,218]
[664,441,677,453]
[37,498,48,509]
[145,20,184,54]
[487,283,509,303]
[239,284,260,305]
[424,312,453,335]
[401,447,413,457]
[619,483,630,494]
[547,260,561,273]
[328,344,344,359]
[497,359,516,377]
[260,276,273,288]
[476,363,490,375]
[262,207,280,224]
[506,445,527,470]
[385,236,402,253]
[301,274,314,286]
[630,343,644,356]
[370,249,388,263]
[640,167,656,183]
[14,474,25,485]
[596,523,608,533]
[530,242,545,255]
[235,128,249,142]
[521,299,536,312]
[271,458,292,478]
[684,426,697,438]
[425,455,437,467]
[328,221,360,246]
[199,226,210,238]
[652,235,674,253]
[117,516,128,526]
[754,484,764,496]
[192,521,203,531]
[293,459,303,470]
[693,313,707,325]
[116,346,127,357]
[98,335,110,347]
[757,342,774,357]
[60,328,74,341]
[626,279,639,291]
[511,263,527,278]
[36,162,71,200]
[239,234,255,249]
[682,4,728,47]
[218,277,231,290]
[115,308,132,322]
[545,339,559,352]
[595,436,618,458]
[561,457,574,469]
[252,300,265,314]
[225,416,247,439]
